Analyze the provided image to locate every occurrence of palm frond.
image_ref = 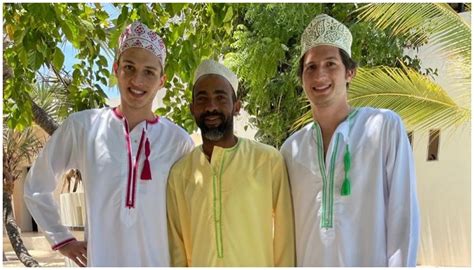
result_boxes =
[356,3,471,61]
[349,65,469,131]
[31,81,70,122]
[3,126,42,176]
[291,100,311,132]
[292,65,470,132]
[440,54,471,107]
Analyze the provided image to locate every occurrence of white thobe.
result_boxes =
[280,107,419,267]
[24,107,194,266]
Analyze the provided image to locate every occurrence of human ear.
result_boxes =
[233,100,241,116]
[346,68,356,82]
[113,62,118,75]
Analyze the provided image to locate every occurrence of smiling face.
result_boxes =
[115,47,165,114]
[190,74,240,142]
[301,45,355,109]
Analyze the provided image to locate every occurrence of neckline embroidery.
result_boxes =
[312,108,359,228]
[112,106,159,124]
[116,109,158,209]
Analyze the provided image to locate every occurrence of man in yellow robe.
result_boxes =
[167,59,295,266]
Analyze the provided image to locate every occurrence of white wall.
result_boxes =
[406,11,471,267]
[412,127,471,266]
[12,169,33,232]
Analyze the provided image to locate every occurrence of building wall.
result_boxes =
[12,169,33,232]
[413,127,471,266]
[407,11,471,266]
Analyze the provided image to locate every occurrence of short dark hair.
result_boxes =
[297,48,358,79]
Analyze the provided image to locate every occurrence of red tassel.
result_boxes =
[141,139,152,180]
[141,159,152,180]
[144,138,151,156]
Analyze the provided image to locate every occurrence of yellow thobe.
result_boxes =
[167,138,295,266]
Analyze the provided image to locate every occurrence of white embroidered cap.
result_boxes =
[301,14,353,58]
[193,60,239,94]
[118,21,166,68]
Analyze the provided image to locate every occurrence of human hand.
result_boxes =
[58,240,87,267]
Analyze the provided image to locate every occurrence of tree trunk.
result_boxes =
[31,100,58,136]
[3,191,40,267]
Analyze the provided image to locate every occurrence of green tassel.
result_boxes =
[344,145,351,170]
[341,145,351,196]
[341,178,351,196]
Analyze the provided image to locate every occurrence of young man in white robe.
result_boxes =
[280,14,420,267]
[24,21,194,267]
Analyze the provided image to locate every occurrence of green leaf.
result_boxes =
[109,25,123,51]
[80,89,90,98]
[12,26,27,44]
[22,32,36,51]
[156,108,167,115]
[72,69,81,82]
[349,65,469,130]
[99,77,108,85]
[34,41,47,59]
[116,6,129,27]
[32,52,44,70]
[223,6,234,23]
[80,18,95,31]
[100,68,110,78]
[97,55,108,67]
[59,19,74,41]
[52,48,65,70]
[171,3,186,16]
[18,49,28,67]
[96,9,109,21]
[94,84,104,92]
[108,74,117,87]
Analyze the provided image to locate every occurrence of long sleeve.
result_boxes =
[272,153,296,267]
[384,114,420,267]
[24,117,81,250]
[166,169,188,267]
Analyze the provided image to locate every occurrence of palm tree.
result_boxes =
[32,79,72,124]
[2,80,78,266]
[293,3,470,132]
[3,126,42,267]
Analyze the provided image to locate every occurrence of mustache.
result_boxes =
[199,111,225,120]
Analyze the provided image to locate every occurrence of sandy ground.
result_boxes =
[2,231,83,267]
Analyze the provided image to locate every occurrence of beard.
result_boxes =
[196,111,233,141]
